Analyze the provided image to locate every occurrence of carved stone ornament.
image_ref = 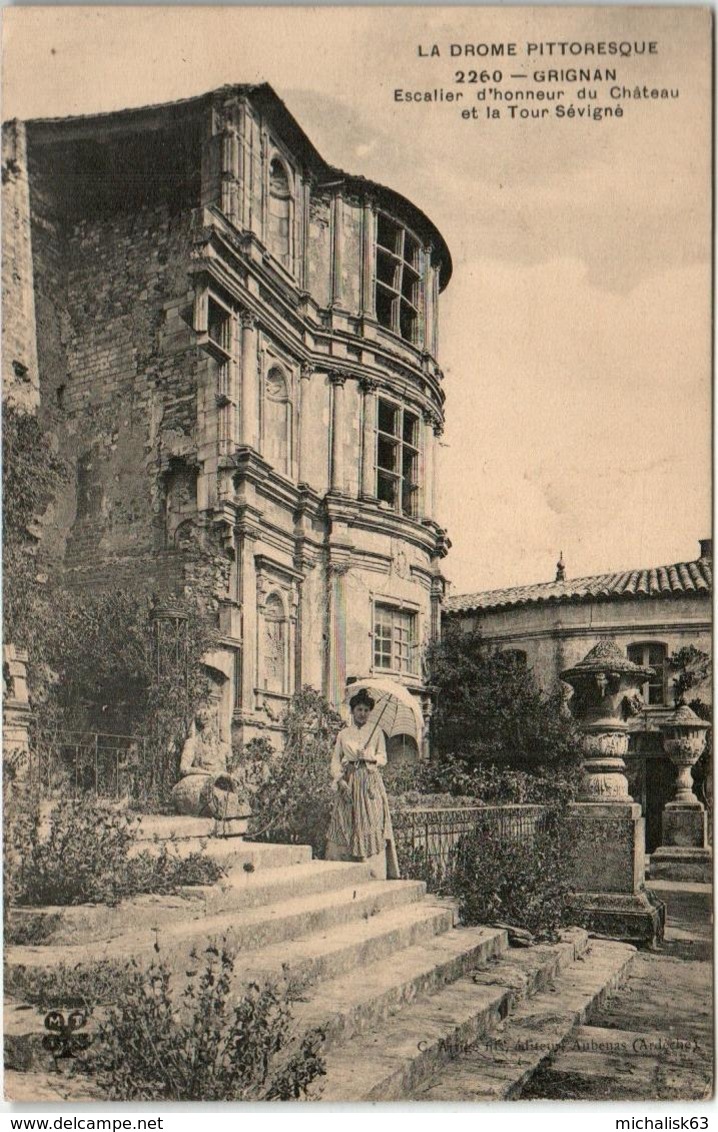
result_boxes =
[239,309,258,331]
[659,704,710,808]
[562,639,654,804]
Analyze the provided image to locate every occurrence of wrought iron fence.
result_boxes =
[28,729,146,799]
[392,804,549,892]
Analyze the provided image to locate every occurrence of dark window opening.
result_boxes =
[207,298,231,355]
[376,399,420,518]
[627,643,667,706]
[374,213,422,344]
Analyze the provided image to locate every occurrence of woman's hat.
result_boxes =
[349,687,375,712]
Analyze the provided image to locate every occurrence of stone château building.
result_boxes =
[445,540,712,849]
[2,84,453,755]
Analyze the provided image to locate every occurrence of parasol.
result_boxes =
[344,677,424,745]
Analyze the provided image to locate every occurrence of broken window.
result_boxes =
[376,397,420,518]
[375,213,422,344]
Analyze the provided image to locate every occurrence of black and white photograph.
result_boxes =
[1,4,712,1109]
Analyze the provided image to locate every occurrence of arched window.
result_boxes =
[627,642,667,706]
[268,158,292,268]
[263,592,287,695]
[264,366,291,476]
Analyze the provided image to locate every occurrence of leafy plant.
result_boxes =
[426,625,585,774]
[235,687,343,857]
[2,404,68,650]
[88,944,325,1101]
[451,806,575,939]
[28,589,217,808]
[670,646,711,707]
[6,959,130,1012]
[387,753,581,807]
[10,793,224,907]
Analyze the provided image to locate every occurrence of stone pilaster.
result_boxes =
[360,377,378,499]
[298,363,314,486]
[239,310,259,449]
[329,371,347,494]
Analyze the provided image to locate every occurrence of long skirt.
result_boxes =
[326,762,400,880]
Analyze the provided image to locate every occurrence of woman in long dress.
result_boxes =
[326,688,400,880]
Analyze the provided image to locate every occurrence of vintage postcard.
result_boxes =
[1,5,712,1108]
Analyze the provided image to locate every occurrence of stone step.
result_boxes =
[293,925,508,1052]
[5,878,428,995]
[131,836,313,870]
[412,940,636,1101]
[5,902,462,1074]
[315,927,591,1101]
[8,860,373,946]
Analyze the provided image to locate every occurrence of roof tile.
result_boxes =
[446,555,713,614]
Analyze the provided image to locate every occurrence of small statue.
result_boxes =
[178,702,230,778]
[171,700,250,824]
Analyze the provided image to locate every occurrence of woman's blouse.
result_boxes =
[331,724,387,786]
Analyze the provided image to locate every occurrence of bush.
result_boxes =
[426,625,584,773]
[10,793,224,907]
[386,754,582,808]
[235,688,343,857]
[3,404,68,650]
[88,944,325,1101]
[28,590,217,808]
[452,807,575,939]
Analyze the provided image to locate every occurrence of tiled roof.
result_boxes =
[447,556,712,614]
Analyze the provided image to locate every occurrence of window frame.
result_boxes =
[266,151,294,274]
[372,601,420,677]
[375,395,421,518]
[627,641,668,707]
[374,211,423,345]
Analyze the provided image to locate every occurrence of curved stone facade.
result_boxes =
[13,84,453,752]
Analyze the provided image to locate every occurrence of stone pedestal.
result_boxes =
[651,705,711,883]
[565,802,665,944]
[561,640,665,946]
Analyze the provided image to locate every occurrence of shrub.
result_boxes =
[451,806,575,939]
[6,959,130,1012]
[236,688,343,857]
[11,793,224,907]
[88,944,325,1101]
[29,590,217,809]
[3,404,68,650]
[386,754,582,808]
[426,625,584,773]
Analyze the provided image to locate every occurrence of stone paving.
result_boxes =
[520,880,713,1101]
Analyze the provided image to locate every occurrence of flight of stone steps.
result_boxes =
[4,818,637,1102]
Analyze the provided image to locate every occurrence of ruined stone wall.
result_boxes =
[2,122,40,410]
[27,153,231,611]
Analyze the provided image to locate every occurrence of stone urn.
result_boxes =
[561,639,654,803]
[659,704,710,809]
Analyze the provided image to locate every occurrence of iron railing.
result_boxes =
[392,804,548,892]
[28,729,146,799]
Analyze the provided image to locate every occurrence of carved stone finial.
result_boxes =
[555,551,566,582]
